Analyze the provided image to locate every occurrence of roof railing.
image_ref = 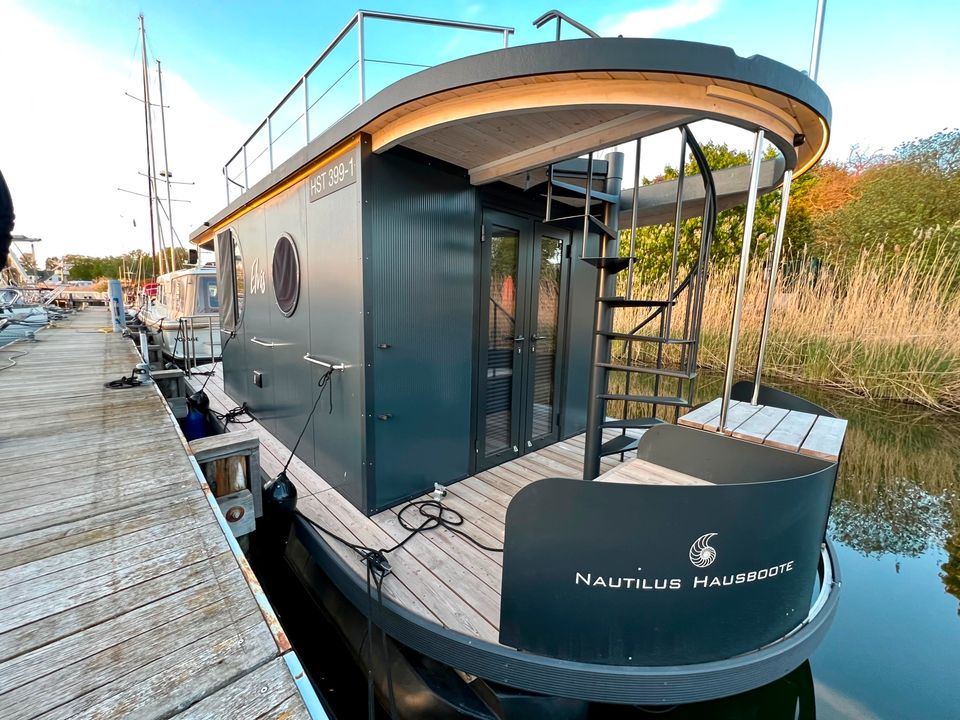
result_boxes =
[532,10,599,41]
[223,10,515,202]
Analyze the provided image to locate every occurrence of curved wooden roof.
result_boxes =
[193,37,830,245]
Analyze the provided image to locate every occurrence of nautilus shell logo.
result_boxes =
[689,533,718,568]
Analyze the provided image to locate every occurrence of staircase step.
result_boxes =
[599,434,639,457]
[548,214,617,238]
[598,297,675,308]
[549,179,620,204]
[598,330,695,344]
[597,394,689,407]
[596,363,697,380]
[580,256,631,272]
[601,417,665,430]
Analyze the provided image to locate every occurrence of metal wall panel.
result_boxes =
[234,207,276,434]
[306,169,366,510]
[263,186,315,468]
[365,150,477,511]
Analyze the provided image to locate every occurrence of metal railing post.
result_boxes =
[267,115,274,171]
[719,130,765,430]
[224,168,229,202]
[503,28,510,47]
[751,168,793,404]
[242,145,249,190]
[358,12,366,103]
[626,138,641,299]
[303,76,310,142]
[809,0,827,82]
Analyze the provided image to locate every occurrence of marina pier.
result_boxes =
[0,308,322,719]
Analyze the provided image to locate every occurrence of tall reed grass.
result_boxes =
[615,236,960,412]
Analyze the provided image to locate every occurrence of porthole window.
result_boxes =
[272,234,300,317]
[233,232,245,327]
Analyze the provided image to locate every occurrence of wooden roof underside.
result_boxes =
[365,71,827,187]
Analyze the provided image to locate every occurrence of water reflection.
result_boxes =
[592,662,815,719]
[604,372,960,716]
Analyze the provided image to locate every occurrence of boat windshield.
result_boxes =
[197,276,219,314]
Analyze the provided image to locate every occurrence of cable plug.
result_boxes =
[431,483,448,501]
[365,549,392,579]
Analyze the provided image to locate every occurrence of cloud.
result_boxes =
[0,2,247,266]
[597,0,721,38]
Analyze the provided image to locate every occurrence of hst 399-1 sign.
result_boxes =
[307,148,358,202]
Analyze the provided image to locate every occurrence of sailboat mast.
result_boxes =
[156,59,176,272]
[138,14,159,279]
[143,40,167,275]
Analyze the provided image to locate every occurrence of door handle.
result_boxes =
[250,336,279,347]
[513,336,525,342]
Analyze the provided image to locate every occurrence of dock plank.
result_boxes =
[0,310,313,719]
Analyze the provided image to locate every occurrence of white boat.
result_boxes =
[0,287,49,347]
[137,266,221,363]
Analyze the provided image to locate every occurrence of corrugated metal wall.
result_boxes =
[365,149,478,511]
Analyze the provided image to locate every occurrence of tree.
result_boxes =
[618,142,805,283]
[816,128,960,271]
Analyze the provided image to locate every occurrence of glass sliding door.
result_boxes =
[476,211,568,470]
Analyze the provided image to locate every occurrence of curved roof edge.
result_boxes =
[192,37,830,244]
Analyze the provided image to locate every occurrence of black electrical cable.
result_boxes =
[104,367,144,389]
[210,402,254,428]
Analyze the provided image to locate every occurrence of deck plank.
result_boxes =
[731,404,790,443]
[763,409,818,453]
[799,415,848,462]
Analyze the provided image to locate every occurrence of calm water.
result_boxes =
[255,379,960,719]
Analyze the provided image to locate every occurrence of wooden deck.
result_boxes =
[0,309,319,719]
[194,365,626,646]
[678,397,847,462]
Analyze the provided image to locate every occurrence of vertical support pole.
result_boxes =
[580,154,594,258]
[242,145,249,190]
[139,14,158,280]
[358,12,366,103]
[809,0,827,82]
[156,59,176,272]
[719,130,765,430]
[224,168,229,203]
[303,75,310,143]
[626,138,641,299]
[583,152,623,480]
[504,28,511,47]
[267,115,274,171]
[751,169,793,404]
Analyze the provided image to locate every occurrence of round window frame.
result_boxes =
[272,233,301,318]
[231,228,246,330]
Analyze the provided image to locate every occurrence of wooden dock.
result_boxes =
[0,309,324,719]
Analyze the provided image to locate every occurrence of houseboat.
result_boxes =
[190,10,845,717]
[137,265,221,364]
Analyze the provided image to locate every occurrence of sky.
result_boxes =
[1,0,958,267]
